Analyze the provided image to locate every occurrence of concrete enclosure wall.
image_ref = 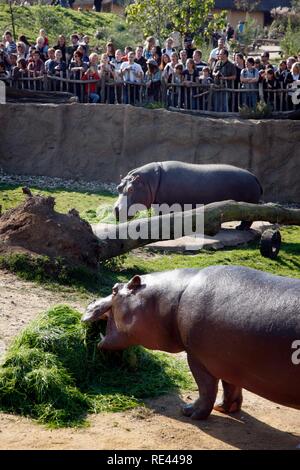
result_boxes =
[1,103,299,203]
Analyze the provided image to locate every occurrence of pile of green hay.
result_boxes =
[0,305,193,428]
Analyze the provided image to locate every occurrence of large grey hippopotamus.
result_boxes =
[114,162,263,229]
[83,266,300,420]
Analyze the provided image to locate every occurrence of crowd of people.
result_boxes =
[1,27,300,110]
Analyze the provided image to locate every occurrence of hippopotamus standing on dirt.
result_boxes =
[83,266,300,420]
[114,162,263,229]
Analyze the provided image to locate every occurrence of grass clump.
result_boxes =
[0,305,193,428]
[0,253,101,293]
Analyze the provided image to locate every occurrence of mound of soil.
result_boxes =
[0,192,99,269]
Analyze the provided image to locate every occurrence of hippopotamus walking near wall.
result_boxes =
[114,162,263,229]
[83,266,300,420]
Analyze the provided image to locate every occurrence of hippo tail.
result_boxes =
[254,175,264,197]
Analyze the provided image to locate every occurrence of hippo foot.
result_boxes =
[236,221,252,231]
[181,403,211,420]
[214,397,243,414]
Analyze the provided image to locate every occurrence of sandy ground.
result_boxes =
[0,270,299,450]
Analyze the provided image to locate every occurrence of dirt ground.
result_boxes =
[0,270,299,450]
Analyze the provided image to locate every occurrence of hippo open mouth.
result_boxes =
[97,313,116,349]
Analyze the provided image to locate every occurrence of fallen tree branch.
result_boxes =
[94,201,300,260]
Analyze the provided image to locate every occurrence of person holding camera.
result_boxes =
[120,51,144,104]
[212,49,236,112]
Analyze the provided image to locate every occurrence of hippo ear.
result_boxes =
[127,275,141,290]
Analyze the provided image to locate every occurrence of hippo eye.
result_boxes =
[127,186,133,193]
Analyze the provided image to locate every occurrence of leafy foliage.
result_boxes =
[280,18,300,56]
[0,305,193,427]
[125,0,226,43]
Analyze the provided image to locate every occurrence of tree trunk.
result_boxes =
[94,200,300,260]
[1,195,299,265]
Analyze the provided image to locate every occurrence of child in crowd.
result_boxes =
[82,66,100,103]
[39,29,49,47]
[199,66,213,86]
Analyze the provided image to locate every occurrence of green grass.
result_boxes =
[0,183,299,296]
[0,184,116,224]
[0,305,193,428]
[0,4,141,51]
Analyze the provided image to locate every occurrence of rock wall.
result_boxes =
[1,103,299,202]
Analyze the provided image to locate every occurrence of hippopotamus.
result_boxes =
[114,162,263,229]
[83,266,300,420]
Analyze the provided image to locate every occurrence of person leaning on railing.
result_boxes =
[98,52,116,104]
[168,63,184,108]
[162,52,179,85]
[212,49,236,113]
[68,50,88,100]
[69,50,88,79]
[182,58,199,110]
[48,50,67,91]
[286,62,300,110]
[82,66,100,104]
[120,51,144,104]
[27,51,45,76]
[45,48,56,74]
[144,59,161,102]
[11,58,29,84]
[263,68,280,110]
[199,66,213,86]
[240,57,259,108]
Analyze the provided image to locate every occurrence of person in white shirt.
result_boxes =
[120,51,143,83]
[120,51,144,104]
[162,38,175,59]
[208,37,225,67]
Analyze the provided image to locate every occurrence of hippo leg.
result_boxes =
[236,221,252,230]
[182,354,218,420]
[214,380,243,413]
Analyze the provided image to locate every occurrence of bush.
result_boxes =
[280,20,300,56]
[239,100,273,119]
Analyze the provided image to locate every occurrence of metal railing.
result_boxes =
[2,73,298,115]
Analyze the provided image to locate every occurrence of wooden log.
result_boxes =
[94,201,300,260]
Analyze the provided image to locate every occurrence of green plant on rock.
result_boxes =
[239,100,273,119]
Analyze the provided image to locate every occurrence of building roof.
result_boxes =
[214,0,292,11]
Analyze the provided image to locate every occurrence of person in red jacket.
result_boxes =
[82,67,100,103]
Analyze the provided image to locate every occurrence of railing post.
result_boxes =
[100,76,105,103]
[259,82,264,103]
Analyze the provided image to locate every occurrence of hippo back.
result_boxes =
[155,162,262,207]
